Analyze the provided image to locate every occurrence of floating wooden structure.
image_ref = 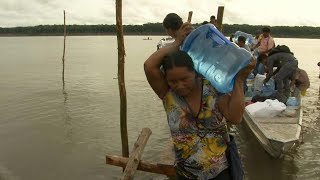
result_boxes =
[107,6,225,179]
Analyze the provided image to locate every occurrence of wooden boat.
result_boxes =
[243,88,303,158]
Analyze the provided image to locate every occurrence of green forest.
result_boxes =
[1,23,320,38]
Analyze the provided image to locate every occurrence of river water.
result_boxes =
[0,36,319,180]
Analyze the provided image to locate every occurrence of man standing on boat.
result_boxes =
[210,15,217,26]
[252,27,275,75]
[253,27,275,56]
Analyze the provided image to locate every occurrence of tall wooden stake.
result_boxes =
[187,11,193,23]
[115,0,129,163]
[62,10,66,88]
[216,6,224,32]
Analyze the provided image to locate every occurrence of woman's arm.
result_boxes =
[218,58,256,124]
[144,23,193,98]
[144,42,180,98]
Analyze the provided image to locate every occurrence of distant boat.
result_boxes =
[157,37,175,50]
[143,37,152,40]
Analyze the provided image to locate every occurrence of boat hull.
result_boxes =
[242,98,302,158]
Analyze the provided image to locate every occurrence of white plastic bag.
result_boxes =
[246,99,286,117]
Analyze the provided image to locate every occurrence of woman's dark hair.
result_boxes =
[163,13,183,31]
[162,50,195,74]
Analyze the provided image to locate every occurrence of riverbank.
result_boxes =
[1,23,320,38]
[0,32,147,37]
[1,32,319,39]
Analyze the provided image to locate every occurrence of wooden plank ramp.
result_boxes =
[106,155,175,176]
[121,128,151,180]
[106,128,176,179]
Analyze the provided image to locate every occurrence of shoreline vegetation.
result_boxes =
[1,23,320,38]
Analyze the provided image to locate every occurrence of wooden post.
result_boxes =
[216,6,224,32]
[106,155,175,176]
[121,128,152,180]
[62,10,66,88]
[115,0,129,162]
[187,11,193,23]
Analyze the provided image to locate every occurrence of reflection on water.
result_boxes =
[234,124,300,180]
[62,85,73,147]
[0,36,319,180]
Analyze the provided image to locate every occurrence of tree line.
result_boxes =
[0,23,319,38]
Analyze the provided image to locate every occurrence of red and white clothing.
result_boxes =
[257,34,275,55]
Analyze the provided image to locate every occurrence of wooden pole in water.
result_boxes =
[115,0,129,163]
[187,11,193,23]
[216,6,224,32]
[62,10,66,88]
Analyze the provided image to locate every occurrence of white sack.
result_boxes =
[246,99,286,117]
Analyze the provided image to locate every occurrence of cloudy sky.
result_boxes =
[0,0,319,27]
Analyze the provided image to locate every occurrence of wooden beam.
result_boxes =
[115,0,129,162]
[106,155,176,176]
[216,6,225,32]
[121,128,152,180]
[187,11,193,23]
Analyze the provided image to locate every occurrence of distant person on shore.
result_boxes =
[210,15,217,26]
